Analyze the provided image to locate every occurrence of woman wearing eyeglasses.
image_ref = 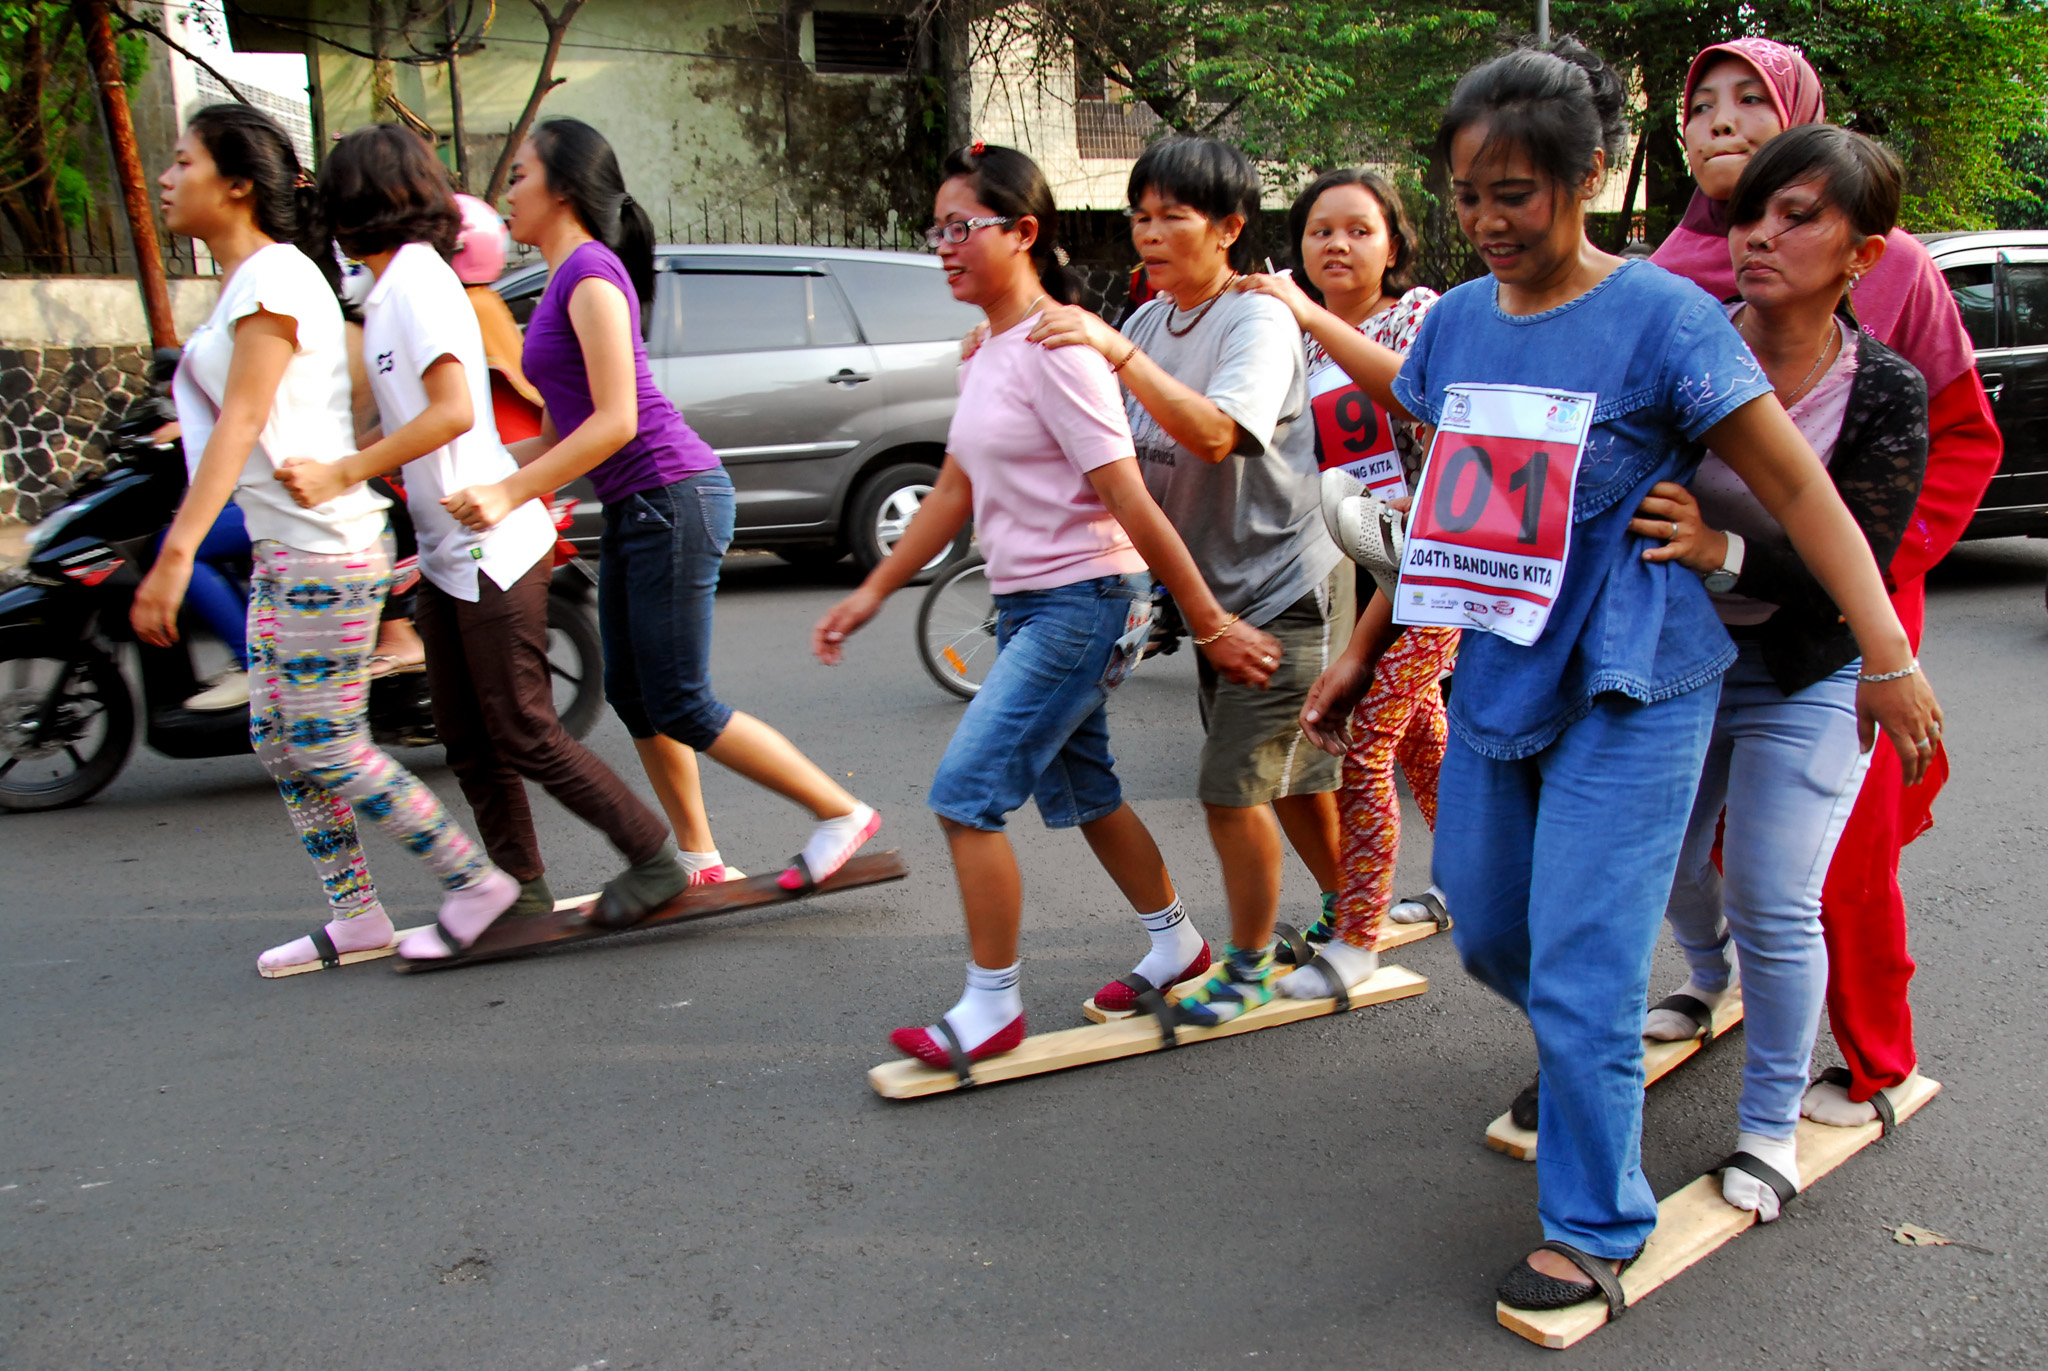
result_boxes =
[814,144,1278,1069]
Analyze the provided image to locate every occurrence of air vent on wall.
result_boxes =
[813,10,913,74]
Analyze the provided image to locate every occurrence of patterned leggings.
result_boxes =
[249,537,489,920]
[1332,626,1461,948]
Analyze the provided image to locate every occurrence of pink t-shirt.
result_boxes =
[946,316,1146,594]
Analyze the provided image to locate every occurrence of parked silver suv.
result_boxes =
[494,244,983,570]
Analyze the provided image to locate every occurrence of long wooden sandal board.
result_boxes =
[256,892,601,979]
[868,963,1429,1100]
[259,852,907,978]
[1499,1071,1941,1348]
[1081,914,1450,1023]
[1485,989,1747,1160]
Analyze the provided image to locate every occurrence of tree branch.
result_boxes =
[108,2,254,104]
[482,0,586,203]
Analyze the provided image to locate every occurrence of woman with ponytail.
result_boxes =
[137,105,515,974]
[1289,41,1938,1307]
[445,118,878,909]
[812,144,1278,1069]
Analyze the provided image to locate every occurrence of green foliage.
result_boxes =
[1991,127,2048,229]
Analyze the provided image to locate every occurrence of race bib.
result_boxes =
[1309,364,1406,500]
[1393,383,1595,646]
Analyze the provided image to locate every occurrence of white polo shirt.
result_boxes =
[361,241,554,600]
[174,242,388,554]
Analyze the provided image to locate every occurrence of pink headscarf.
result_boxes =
[1649,38,1977,396]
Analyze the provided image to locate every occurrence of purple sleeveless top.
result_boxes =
[521,240,720,503]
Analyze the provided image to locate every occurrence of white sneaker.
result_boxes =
[1321,469,1405,600]
[184,670,250,711]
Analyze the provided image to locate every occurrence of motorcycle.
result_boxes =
[0,349,605,813]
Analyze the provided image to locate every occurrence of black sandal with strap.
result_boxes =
[1112,971,1180,1051]
[1650,992,1716,1042]
[1496,1240,1639,1315]
[1398,888,1452,931]
[931,1017,977,1087]
[1303,954,1352,1012]
[1509,1073,1540,1132]
[308,925,343,970]
[1814,1065,1895,1134]
[1717,1150,1800,1211]
[1271,921,1317,967]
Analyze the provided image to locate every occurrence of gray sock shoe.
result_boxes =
[592,840,691,929]
[509,875,556,919]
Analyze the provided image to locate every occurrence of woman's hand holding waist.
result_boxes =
[1631,481,1729,575]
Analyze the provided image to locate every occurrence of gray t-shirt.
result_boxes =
[1120,289,1342,626]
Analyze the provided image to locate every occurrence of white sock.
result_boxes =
[1277,939,1378,1000]
[939,960,1023,1052]
[676,847,747,880]
[797,803,878,876]
[1723,1130,1800,1223]
[1130,899,1204,987]
[1644,972,1738,1041]
[1388,884,1447,924]
[1803,1068,1919,1127]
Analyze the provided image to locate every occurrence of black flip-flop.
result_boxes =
[1496,1240,1640,1316]
[1111,971,1180,1051]
[391,920,477,973]
[1716,1150,1800,1213]
[1649,992,1717,1042]
[1271,921,1319,967]
[1395,889,1451,930]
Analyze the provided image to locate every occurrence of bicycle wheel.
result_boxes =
[916,557,998,700]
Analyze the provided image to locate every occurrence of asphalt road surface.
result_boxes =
[5,544,2045,1370]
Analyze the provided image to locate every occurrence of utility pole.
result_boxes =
[81,0,177,350]
[1536,0,1550,45]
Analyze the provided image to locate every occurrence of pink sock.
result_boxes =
[396,868,518,959]
[257,906,395,973]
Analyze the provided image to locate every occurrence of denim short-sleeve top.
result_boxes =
[1390,259,1772,759]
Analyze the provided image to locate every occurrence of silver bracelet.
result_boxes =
[1859,659,1919,684]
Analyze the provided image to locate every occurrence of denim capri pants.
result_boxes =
[927,573,1150,832]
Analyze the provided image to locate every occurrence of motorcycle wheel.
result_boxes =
[0,645,136,811]
[547,592,605,740]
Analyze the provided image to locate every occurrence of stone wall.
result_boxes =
[0,346,151,523]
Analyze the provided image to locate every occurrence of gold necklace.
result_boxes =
[1165,273,1239,337]
[1739,306,1837,409]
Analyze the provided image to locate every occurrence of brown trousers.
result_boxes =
[416,556,667,881]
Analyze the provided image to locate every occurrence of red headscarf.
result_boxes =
[1649,37,1976,395]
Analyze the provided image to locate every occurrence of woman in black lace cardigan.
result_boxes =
[1628,125,1929,1225]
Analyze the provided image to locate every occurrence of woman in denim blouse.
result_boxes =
[1298,40,1942,1313]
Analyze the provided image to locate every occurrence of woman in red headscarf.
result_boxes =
[1653,36,2000,1126]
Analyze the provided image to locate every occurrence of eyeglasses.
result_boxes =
[923,216,1015,248]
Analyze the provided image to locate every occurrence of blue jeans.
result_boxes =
[1436,685,1718,1259]
[597,471,736,749]
[1664,644,1869,1139]
[159,501,250,668]
[927,574,1150,832]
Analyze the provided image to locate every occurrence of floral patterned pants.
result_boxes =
[1332,626,1461,948]
[248,537,488,920]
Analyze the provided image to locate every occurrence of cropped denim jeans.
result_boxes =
[1436,684,1719,1260]
[1664,643,1870,1140]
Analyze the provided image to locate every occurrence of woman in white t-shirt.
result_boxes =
[811,144,1278,1072]
[135,104,513,975]
[277,124,688,962]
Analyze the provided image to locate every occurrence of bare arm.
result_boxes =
[445,277,638,530]
[505,411,560,467]
[1087,457,1280,688]
[131,310,296,648]
[1026,303,1245,464]
[1300,588,1401,755]
[1703,395,1943,782]
[274,356,473,508]
[1234,272,1415,422]
[812,456,974,664]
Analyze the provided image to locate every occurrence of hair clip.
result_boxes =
[293,171,315,189]
[971,139,985,156]
[1053,246,1070,266]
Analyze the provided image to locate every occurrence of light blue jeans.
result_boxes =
[1437,685,1719,1260]
[1664,643,1870,1140]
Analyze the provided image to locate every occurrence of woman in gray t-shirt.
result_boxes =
[1028,137,1356,1026]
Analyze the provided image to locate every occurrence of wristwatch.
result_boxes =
[1702,531,1745,594]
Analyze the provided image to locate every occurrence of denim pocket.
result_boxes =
[628,490,676,531]
[696,482,736,558]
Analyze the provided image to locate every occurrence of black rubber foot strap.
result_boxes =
[309,925,341,970]
[932,1017,976,1087]
[1274,922,1314,968]
[1305,954,1351,1012]
[1117,972,1178,1050]
[1404,889,1451,931]
[1718,1150,1799,1210]
[1817,1065,1895,1135]
[780,853,816,894]
[1652,992,1715,1043]
[1537,1240,1628,1320]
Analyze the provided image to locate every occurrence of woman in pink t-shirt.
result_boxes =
[812,144,1279,1072]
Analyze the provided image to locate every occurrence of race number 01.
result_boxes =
[1431,443,1550,545]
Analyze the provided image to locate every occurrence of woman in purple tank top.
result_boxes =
[443,118,880,912]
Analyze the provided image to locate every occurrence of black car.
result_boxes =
[1925,229,2048,538]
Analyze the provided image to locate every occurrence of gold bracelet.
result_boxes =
[1111,344,1138,374]
[1193,613,1239,646]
